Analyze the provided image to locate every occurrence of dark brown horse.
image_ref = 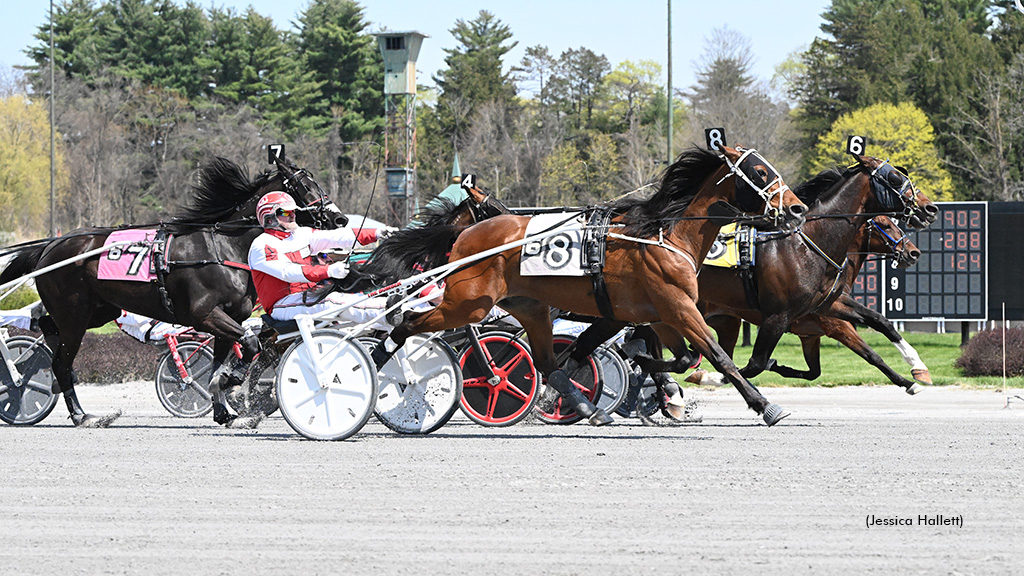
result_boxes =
[702,214,930,392]
[694,155,937,388]
[372,145,808,426]
[0,153,343,427]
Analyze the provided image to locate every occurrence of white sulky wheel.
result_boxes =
[276,330,378,441]
[367,334,463,435]
[154,340,214,418]
[0,336,58,426]
[592,344,630,415]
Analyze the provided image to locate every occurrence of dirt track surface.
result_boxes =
[2,382,1022,575]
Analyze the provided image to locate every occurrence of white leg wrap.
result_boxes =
[894,339,927,370]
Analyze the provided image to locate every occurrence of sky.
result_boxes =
[2,0,832,93]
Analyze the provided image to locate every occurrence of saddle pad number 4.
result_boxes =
[98,229,158,282]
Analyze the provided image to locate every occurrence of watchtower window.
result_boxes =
[385,37,405,51]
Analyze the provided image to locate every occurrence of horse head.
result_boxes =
[852,154,938,230]
[271,155,348,229]
[867,215,920,268]
[718,145,807,231]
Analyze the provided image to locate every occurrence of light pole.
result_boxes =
[49,0,56,236]
[666,0,673,164]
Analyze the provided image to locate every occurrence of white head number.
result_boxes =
[705,128,726,152]
[847,135,866,156]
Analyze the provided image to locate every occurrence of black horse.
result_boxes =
[0,153,344,427]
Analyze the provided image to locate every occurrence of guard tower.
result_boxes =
[375,30,428,226]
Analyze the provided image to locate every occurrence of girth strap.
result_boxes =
[151,227,176,317]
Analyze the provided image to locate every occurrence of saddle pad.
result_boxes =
[703,223,742,268]
[98,229,158,282]
[520,212,587,276]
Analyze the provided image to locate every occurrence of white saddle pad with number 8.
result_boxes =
[520,212,587,276]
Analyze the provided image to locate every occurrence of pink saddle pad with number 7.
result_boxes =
[97,229,158,282]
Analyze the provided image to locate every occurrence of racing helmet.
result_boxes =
[256,191,299,229]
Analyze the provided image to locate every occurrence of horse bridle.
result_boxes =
[281,167,348,228]
[867,159,922,220]
[867,217,913,265]
[466,193,511,223]
[719,147,791,223]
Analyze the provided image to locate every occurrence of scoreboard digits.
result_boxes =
[850,202,987,321]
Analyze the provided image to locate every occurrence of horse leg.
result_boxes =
[767,335,824,380]
[194,308,263,427]
[826,294,931,386]
[38,315,121,427]
[738,315,789,379]
[501,299,612,426]
[818,317,924,394]
[658,303,788,425]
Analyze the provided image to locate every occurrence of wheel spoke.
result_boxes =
[496,350,530,373]
[461,376,491,389]
[485,387,499,419]
[502,380,532,402]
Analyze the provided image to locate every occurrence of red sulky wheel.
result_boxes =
[457,331,539,427]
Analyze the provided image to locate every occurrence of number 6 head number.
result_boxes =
[846,135,866,156]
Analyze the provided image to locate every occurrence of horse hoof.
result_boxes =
[535,386,559,413]
[224,386,246,413]
[906,383,926,395]
[72,410,123,428]
[762,403,790,426]
[683,369,708,384]
[911,369,932,385]
[662,401,704,423]
[588,409,613,426]
[228,413,264,430]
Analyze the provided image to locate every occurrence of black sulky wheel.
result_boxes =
[154,340,214,418]
[457,331,539,427]
[593,344,630,415]
[0,335,59,426]
[535,335,604,425]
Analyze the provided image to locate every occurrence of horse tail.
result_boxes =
[0,243,48,287]
[353,225,465,288]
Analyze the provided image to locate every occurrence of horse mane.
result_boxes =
[168,157,276,232]
[612,146,725,237]
[349,225,465,291]
[411,196,465,227]
[793,166,857,205]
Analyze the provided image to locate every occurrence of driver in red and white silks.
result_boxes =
[247,191,397,326]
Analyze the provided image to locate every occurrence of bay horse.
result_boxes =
[695,155,938,388]
[702,215,929,392]
[371,145,808,426]
[0,153,344,427]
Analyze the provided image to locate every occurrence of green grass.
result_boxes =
[683,327,1023,389]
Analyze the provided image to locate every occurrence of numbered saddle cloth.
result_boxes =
[520,212,589,276]
[97,229,160,281]
[703,223,757,269]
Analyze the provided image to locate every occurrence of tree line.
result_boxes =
[0,0,1022,239]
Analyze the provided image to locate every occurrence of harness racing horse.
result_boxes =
[372,145,808,426]
[0,154,345,427]
[703,214,931,393]
[696,155,938,387]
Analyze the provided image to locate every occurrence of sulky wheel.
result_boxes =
[457,331,539,427]
[0,335,58,426]
[592,344,630,415]
[154,340,214,418]
[276,330,377,441]
[535,335,604,425]
[367,334,463,434]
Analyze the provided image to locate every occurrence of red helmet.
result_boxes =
[256,191,298,229]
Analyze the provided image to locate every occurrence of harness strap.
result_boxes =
[585,209,616,321]
[796,228,851,313]
[608,229,698,274]
[151,227,176,317]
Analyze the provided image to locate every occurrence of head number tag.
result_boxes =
[846,135,866,156]
[705,128,727,152]
[268,143,285,164]
[460,173,477,191]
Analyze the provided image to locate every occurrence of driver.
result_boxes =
[247,191,398,327]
